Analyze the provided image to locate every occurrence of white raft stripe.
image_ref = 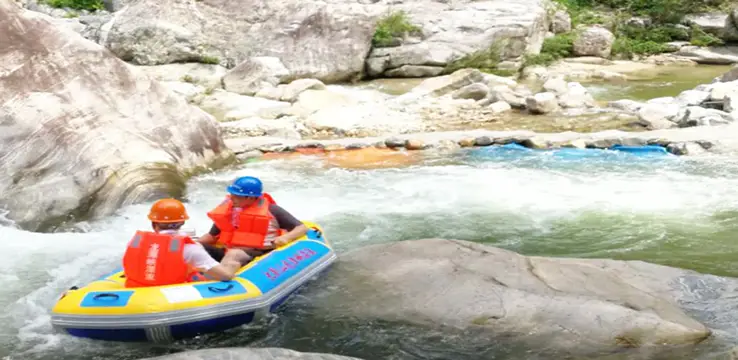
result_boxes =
[160,286,204,303]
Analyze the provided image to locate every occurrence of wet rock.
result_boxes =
[138,347,362,360]
[474,136,493,146]
[667,142,707,155]
[572,26,615,58]
[405,139,426,150]
[526,92,559,114]
[459,138,476,147]
[452,83,490,101]
[308,239,712,357]
[385,137,405,148]
[0,2,231,231]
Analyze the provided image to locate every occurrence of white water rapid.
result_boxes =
[4,149,738,360]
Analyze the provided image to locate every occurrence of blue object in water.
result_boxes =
[609,144,669,155]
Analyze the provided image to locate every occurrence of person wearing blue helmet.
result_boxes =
[196,176,307,263]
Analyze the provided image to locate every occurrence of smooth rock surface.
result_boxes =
[306,239,714,356]
[0,1,231,230]
[98,0,376,83]
[364,0,550,77]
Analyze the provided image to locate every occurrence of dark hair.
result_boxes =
[153,222,184,230]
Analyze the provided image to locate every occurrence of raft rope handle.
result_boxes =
[93,293,120,301]
[207,283,235,293]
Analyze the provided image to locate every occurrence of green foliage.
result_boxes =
[689,27,724,47]
[524,33,575,66]
[200,56,220,65]
[372,11,421,47]
[45,0,103,11]
[553,0,721,24]
[444,42,503,74]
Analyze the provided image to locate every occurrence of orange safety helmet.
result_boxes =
[147,198,189,223]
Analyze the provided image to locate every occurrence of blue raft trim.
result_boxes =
[239,240,331,294]
[65,328,148,342]
[471,142,672,156]
[79,290,135,308]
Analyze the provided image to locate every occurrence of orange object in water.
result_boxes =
[323,147,421,169]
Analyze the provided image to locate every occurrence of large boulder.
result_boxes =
[96,0,376,83]
[305,239,715,357]
[364,0,550,77]
[137,348,363,360]
[0,1,232,231]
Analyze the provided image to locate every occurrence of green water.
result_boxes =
[584,64,733,102]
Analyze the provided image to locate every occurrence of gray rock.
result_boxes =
[489,100,512,114]
[677,106,734,127]
[279,79,327,103]
[451,83,490,101]
[608,99,644,113]
[526,92,559,114]
[572,26,615,58]
[137,347,363,360]
[308,239,712,357]
[223,57,292,96]
[636,103,681,130]
[552,10,571,34]
[684,13,738,42]
[675,46,738,65]
[98,0,376,83]
[675,89,711,106]
[364,0,549,76]
[0,2,231,231]
[384,65,445,78]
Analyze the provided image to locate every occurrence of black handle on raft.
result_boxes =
[207,283,234,293]
[93,293,120,301]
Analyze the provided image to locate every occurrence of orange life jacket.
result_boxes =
[207,193,280,249]
[122,230,199,288]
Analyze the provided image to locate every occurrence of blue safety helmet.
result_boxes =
[226,176,263,197]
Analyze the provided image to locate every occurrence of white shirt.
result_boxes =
[160,230,220,272]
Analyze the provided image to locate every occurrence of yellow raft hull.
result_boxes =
[50,221,336,342]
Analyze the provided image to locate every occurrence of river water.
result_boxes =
[3,146,738,360]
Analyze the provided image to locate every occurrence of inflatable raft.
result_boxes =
[50,221,336,343]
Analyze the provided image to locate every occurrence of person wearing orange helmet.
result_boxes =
[196,176,308,263]
[122,198,249,288]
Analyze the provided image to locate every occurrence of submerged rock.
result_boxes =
[306,239,714,357]
[137,347,363,360]
[0,1,232,231]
